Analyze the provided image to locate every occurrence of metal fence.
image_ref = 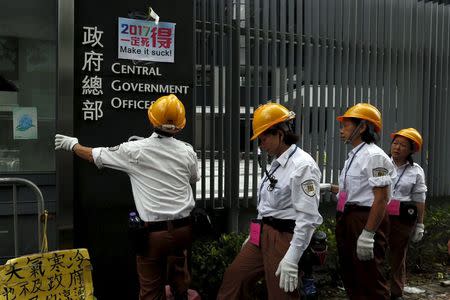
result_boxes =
[0,178,46,261]
[193,0,450,214]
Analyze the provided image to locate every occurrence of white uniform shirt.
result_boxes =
[338,142,396,207]
[257,144,323,259]
[391,159,427,203]
[92,133,200,222]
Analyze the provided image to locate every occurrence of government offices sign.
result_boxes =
[75,2,193,124]
[77,21,188,122]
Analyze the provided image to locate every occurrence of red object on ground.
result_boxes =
[447,239,450,255]
[165,285,201,300]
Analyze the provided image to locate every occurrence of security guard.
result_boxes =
[55,94,199,300]
[217,103,323,299]
[332,103,396,300]
[387,128,427,300]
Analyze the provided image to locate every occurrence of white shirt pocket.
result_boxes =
[396,176,416,198]
[270,184,291,209]
[345,168,364,192]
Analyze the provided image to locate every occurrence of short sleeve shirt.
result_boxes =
[257,144,323,257]
[338,143,397,207]
[92,133,199,221]
[392,160,427,203]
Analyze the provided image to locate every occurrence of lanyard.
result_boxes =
[393,164,409,193]
[258,146,298,205]
[343,142,366,190]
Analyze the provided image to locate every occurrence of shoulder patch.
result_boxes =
[372,167,388,177]
[301,180,317,197]
[108,145,120,152]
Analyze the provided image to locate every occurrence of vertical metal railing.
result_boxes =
[193,0,450,224]
[0,178,45,257]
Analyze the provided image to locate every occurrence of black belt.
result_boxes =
[336,204,371,218]
[344,204,371,213]
[262,217,295,233]
[144,216,191,232]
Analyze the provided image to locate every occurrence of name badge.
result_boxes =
[386,199,401,216]
[249,219,262,247]
[337,191,348,212]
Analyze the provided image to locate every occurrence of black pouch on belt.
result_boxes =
[400,201,418,221]
[128,222,148,256]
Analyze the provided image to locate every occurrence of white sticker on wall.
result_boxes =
[118,17,176,63]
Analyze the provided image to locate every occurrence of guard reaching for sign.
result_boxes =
[55,94,199,300]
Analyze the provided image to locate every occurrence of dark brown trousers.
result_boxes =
[136,224,192,300]
[388,216,416,298]
[336,210,390,300]
[217,224,301,300]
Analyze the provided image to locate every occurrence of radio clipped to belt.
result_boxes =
[128,211,148,256]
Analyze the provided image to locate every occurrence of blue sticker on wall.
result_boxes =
[16,114,35,131]
[13,107,38,139]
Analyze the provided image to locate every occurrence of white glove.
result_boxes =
[275,258,298,292]
[241,235,250,250]
[55,134,78,151]
[356,229,375,261]
[411,223,425,242]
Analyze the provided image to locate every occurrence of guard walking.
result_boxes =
[217,103,323,299]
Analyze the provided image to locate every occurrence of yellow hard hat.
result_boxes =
[148,94,186,131]
[336,103,382,133]
[251,103,295,140]
[391,128,423,151]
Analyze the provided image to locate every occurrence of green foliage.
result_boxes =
[189,203,450,298]
[191,233,247,299]
[190,222,342,298]
[407,202,450,272]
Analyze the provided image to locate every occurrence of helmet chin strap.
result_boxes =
[344,121,365,145]
[275,130,288,157]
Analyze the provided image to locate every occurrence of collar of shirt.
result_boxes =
[390,157,410,170]
[273,144,297,168]
[347,142,366,159]
[150,132,175,139]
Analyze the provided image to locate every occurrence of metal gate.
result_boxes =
[193,0,450,227]
[0,178,46,262]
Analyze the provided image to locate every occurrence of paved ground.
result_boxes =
[320,277,450,299]
[319,282,450,300]
[402,281,449,300]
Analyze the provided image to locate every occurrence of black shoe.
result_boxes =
[391,296,404,300]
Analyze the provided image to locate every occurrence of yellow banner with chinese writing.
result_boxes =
[0,248,94,299]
